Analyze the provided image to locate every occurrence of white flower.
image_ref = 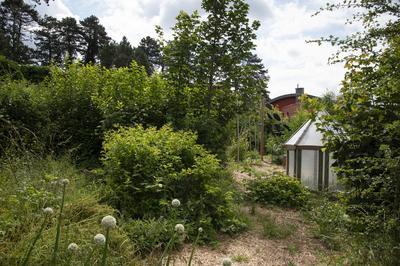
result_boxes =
[175,224,185,234]
[67,243,79,252]
[43,207,54,215]
[94,233,106,246]
[222,257,232,266]
[171,199,181,207]
[61,179,70,186]
[101,215,117,229]
[198,227,203,233]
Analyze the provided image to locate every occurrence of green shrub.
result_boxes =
[0,55,50,83]
[101,125,246,235]
[246,175,310,208]
[308,200,349,250]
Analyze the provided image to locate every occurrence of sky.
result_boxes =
[35,0,361,98]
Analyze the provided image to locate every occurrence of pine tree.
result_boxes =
[114,36,134,68]
[0,0,39,62]
[58,17,81,61]
[80,15,110,64]
[34,15,62,65]
[138,36,163,74]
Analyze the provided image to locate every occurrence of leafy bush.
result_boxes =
[246,175,310,208]
[0,55,49,83]
[101,125,246,235]
[308,200,349,250]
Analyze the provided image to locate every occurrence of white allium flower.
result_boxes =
[61,179,70,186]
[171,199,181,207]
[198,227,203,233]
[94,233,106,246]
[222,257,232,266]
[101,215,117,229]
[67,243,79,252]
[43,207,54,215]
[175,224,185,234]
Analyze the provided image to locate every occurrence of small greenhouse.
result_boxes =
[283,119,337,191]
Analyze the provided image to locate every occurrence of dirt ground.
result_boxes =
[168,160,330,266]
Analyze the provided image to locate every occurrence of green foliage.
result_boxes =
[246,175,310,208]
[123,218,178,256]
[0,155,138,265]
[101,125,246,235]
[260,213,296,239]
[226,134,249,162]
[0,55,49,83]
[308,200,349,250]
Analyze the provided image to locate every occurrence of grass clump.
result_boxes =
[232,254,250,262]
[260,214,296,239]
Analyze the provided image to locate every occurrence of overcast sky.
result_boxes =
[35,0,360,98]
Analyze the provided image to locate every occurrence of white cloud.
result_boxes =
[40,0,360,97]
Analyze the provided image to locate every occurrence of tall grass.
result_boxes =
[0,154,138,265]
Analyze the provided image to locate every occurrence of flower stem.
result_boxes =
[187,230,201,266]
[51,183,67,265]
[21,214,49,266]
[101,227,110,266]
[158,232,176,266]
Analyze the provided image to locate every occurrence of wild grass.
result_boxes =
[259,214,297,239]
[0,155,138,265]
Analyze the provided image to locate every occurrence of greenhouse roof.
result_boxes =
[284,119,324,148]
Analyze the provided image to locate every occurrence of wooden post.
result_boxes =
[259,95,265,161]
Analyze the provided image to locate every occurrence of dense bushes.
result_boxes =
[0,55,50,83]
[101,125,246,234]
[246,175,310,208]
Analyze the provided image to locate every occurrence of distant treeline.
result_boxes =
[0,0,162,74]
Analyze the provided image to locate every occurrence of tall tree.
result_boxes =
[99,40,117,68]
[313,1,400,261]
[138,36,163,74]
[114,36,135,68]
[133,47,152,74]
[163,11,201,89]
[80,15,110,64]
[0,0,38,62]
[57,17,81,61]
[197,0,262,113]
[34,15,62,65]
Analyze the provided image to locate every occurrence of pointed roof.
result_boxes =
[284,119,323,148]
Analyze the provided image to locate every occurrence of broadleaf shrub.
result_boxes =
[246,175,310,208]
[101,125,246,235]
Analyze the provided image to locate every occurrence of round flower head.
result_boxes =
[94,233,106,246]
[171,199,181,207]
[61,179,70,186]
[101,215,117,229]
[67,243,79,252]
[43,207,54,215]
[222,257,232,266]
[198,227,203,233]
[175,224,185,234]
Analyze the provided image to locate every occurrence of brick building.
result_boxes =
[270,86,316,117]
